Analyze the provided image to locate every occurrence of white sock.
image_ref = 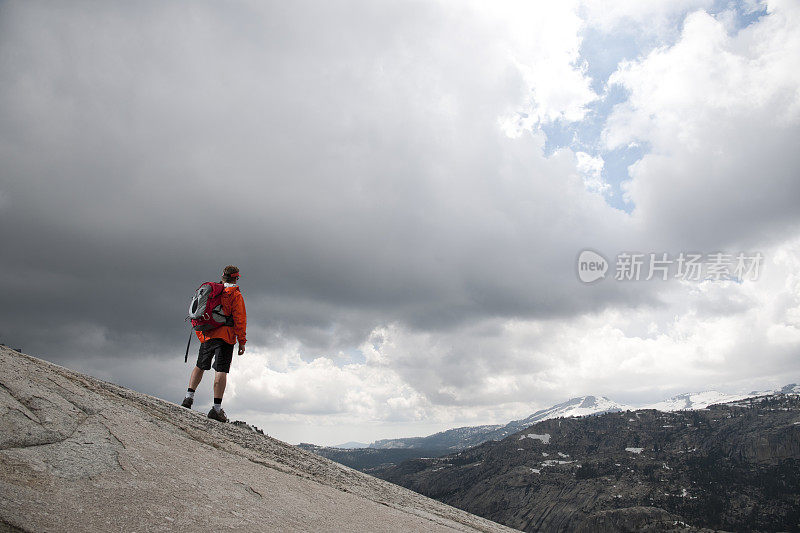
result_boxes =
[213,404,222,412]
[186,390,195,399]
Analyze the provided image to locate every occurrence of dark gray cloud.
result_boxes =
[0,0,645,365]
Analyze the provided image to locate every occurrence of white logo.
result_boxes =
[577,250,608,283]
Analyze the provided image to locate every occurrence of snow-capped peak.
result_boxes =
[643,384,800,411]
[514,395,631,426]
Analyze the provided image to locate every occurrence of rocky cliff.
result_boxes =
[378,397,800,532]
[0,347,514,533]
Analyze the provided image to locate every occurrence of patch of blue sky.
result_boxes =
[542,83,637,212]
[537,25,666,213]
[601,143,648,211]
[336,347,366,366]
[542,84,629,157]
[579,28,656,95]
[708,0,768,30]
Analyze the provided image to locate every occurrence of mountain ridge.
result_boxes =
[303,387,799,475]
[367,395,629,451]
[351,387,799,452]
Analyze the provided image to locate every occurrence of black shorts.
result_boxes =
[196,339,234,373]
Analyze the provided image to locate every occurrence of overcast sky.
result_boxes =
[1,0,799,445]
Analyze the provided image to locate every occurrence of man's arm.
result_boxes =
[233,292,247,354]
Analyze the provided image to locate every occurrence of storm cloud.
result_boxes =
[1,0,798,444]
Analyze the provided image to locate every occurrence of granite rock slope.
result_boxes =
[0,347,515,533]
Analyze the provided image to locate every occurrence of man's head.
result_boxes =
[222,265,241,284]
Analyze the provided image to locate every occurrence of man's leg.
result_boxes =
[182,366,205,409]
[213,371,227,401]
[189,366,204,389]
[209,372,228,421]
[208,342,233,422]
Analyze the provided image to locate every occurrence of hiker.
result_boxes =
[182,265,246,423]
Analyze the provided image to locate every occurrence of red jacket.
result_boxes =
[196,284,247,346]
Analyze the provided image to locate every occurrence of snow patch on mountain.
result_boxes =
[644,391,744,411]
[519,433,551,443]
[332,441,369,449]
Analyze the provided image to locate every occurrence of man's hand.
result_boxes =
[238,345,245,356]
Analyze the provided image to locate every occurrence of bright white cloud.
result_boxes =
[606,4,800,150]
[228,341,430,422]
[581,0,714,37]
[575,151,608,193]
[488,0,597,135]
[604,1,800,249]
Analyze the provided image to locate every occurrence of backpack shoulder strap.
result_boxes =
[208,282,225,296]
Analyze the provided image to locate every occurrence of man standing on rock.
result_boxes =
[182,265,246,423]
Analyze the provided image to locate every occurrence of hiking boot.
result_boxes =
[181,397,193,409]
[208,407,228,423]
